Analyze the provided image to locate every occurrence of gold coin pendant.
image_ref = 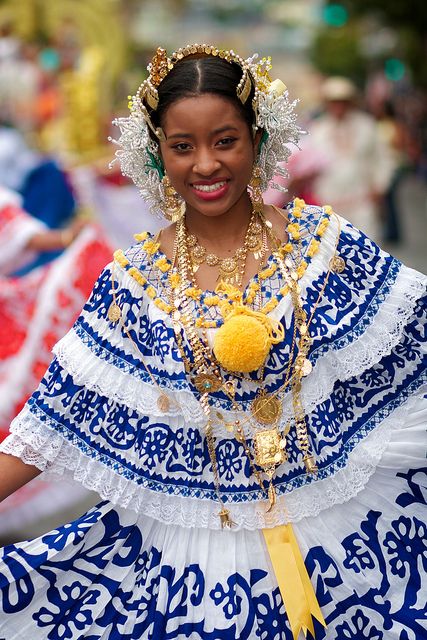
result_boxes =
[251,394,282,425]
[108,303,121,323]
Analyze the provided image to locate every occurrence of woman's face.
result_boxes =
[159,93,260,219]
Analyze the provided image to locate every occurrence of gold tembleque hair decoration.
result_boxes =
[136,43,253,113]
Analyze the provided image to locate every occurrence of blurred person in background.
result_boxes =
[308,76,395,241]
[374,100,422,243]
[0,185,110,541]
[0,123,78,271]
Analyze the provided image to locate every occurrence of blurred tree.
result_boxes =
[319,0,427,87]
[311,21,365,83]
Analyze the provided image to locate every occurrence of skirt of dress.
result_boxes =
[0,404,426,640]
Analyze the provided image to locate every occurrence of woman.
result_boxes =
[0,44,425,640]
[0,186,111,540]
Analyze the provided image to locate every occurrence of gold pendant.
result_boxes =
[266,481,277,512]
[222,380,236,399]
[304,454,318,474]
[218,506,235,528]
[254,429,287,468]
[330,255,346,273]
[157,393,170,412]
[108,302,121,323]
[194,372,222,393]
[251,393,282,425]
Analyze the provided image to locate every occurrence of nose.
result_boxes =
[193,148,221,176]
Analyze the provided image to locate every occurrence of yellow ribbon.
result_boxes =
[263,524,326,640]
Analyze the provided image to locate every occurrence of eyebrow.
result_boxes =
[167,125,240,140]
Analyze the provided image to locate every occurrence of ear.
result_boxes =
[252,128,263,157]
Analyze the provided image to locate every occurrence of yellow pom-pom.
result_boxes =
[213,315,271,373]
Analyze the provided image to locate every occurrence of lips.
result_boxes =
[190,179,230,201]
[192,181,227,193]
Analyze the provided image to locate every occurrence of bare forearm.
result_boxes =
[26,219,87,253]
[0,452,42,503]
[26,229,72,253]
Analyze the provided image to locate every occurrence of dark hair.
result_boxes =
[149,56,256,134]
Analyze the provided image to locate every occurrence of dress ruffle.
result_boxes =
[1,393,426,638]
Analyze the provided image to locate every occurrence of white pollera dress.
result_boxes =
[0,202,426,640]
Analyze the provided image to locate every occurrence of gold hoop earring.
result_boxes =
[161,175,186,222]
[248,166,264,214]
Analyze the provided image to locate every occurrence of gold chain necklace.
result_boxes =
[108,265,176,414]
[186,211,261,286]
[108,209,342,527]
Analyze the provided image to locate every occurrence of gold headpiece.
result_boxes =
[135,44,254,115]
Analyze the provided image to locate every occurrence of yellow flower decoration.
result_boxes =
[323,205,333,216]
[146,285,157,299]
[143,239,160,255]
[293,208,302,218]
[287,223,301,240]
[113,249,128,268]
[307,239,320,258]
[134,231,149,242]
[186,287,203,300]
[317,218,330,237]
[259,264,277,280]
[294,197,306,208]
[282,243,293,254]
[262,299,279,314]
[128,266,147,286]
[204,295,220,306]
[297,260,308,279]
[169,273,181,289]
[155,298,172,313]
[155,257,171,273]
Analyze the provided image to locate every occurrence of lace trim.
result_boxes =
[54,329,205,423]
[2,389,424,530]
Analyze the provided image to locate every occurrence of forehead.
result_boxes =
[162,93,247,133]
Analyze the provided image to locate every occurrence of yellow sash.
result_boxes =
[263,524,326,639]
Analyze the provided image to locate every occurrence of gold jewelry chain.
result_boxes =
[175,213,342,520]
[108,265,177,414]
[108,212,341,526]
[186,210,260,288]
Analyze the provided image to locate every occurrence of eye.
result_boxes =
[171,142,192,152]
[217,137,237,146]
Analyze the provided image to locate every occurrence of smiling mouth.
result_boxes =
[191,181,228,193]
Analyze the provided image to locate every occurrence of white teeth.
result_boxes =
[192,181,226,193]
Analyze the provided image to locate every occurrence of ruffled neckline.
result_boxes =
[121,200,332,308]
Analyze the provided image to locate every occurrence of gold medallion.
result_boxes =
[108,302,121,323]
[254,428,287,468]
[194,372,222,393]
[330,255,346,273]
[157,393,170,412]
[251,393,282,425]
